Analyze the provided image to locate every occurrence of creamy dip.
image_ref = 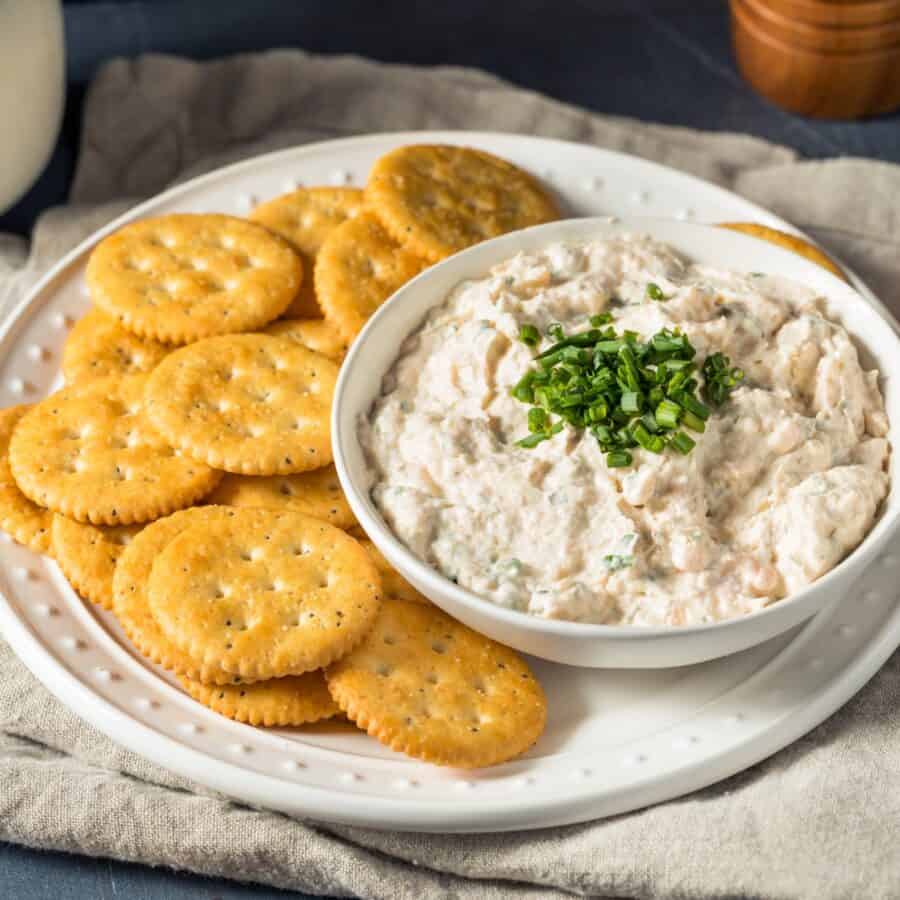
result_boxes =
[360,236,890,626]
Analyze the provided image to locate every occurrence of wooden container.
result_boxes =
[743,0,900,50]
[731,0,900,118]
[762,0,900,27]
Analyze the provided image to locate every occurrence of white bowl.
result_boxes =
[333,217,900,668]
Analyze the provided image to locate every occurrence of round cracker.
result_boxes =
[145,334,337,475]
[359,540,429,605]
[261,318,345,362]
[86,213,302,343]
[0,405,53,553]
[251,187,364,318]
[315,212,428,343]
[206,463,356,529]
[177,670,338,726]
[52,515,142,610]
[62,308,171,382]
[326,599,547,768]
[366,144,559,263]
[718,222,848,281]
[8,376,221,525]
[148,509,381,680]
[112,506,245,685]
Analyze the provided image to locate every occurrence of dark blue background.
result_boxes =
[5,0,900,239]
[2,1,899,897]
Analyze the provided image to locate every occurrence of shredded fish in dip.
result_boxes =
[359,235,890,626]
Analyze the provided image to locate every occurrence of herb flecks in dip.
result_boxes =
[360,236,890,626]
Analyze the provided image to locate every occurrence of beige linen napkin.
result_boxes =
[2,50,900,900]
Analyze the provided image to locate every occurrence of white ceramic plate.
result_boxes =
[1,132,898,833]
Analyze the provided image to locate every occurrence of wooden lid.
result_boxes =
[759,0,900,26]
[744,0,900,49]
[732,0,900,118]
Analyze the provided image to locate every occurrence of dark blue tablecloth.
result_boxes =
[4,0,900,239]
[2,1,899,897]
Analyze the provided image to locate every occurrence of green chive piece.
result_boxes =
[590,313,613,326]
[702,351,745,406]
[547,322,565,341]
[516,432,549,448]
[606,450,633,468]
[603,554,634,571]
[630,421,655,451]
[511,385,534,403]
[670,431,696,454]
[527,407,548,433]
[674,391,711,421]
[519,323,540,346]
[655,399,681,430]
[621,391,643,414]
[681,410,706,433]
[646,282,666,301]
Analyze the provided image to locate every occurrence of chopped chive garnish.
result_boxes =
[606,450,633,468]
[646,282,667,301]
[681,410,706,433]
[511,317,741,468]
[673,391,710,421]
[527,407,548,433]
[655,400,681,430]
[603,554,634,571]
[702,352,745,406]
[547,322,565,341]
[515,421,563,448]
[516,432,550,449]
[519,323,540,346]
[670,431,696,455]
[621,391,643,414]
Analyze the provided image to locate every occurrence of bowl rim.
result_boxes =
[333,216,900,640]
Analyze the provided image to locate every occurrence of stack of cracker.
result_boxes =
[0,145,556,767]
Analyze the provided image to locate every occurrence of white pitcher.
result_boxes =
[0,0,65,214]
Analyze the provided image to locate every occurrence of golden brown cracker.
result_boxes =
[359,540,429,605]
[145,334,337,475]
[8,374,221,525]
[112,506,244,685]
[314,212,428,343]
[326,599,547,768]
[0,405,53,553]
[206,463,356,529]
[177,670,338,726]
[718,222,848,281]
[366,144,559,262]
[261,318,345,362]
[62,307,171,382]
[148,509,381,680]
[251,187,364,317]
[52,515,141,609]
[86,213,302,343]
